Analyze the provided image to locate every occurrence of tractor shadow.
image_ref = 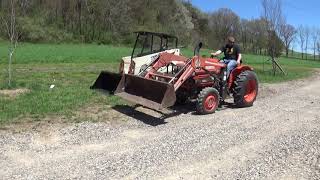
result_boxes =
[112,102,237,126]
[217,102,238,110]
[112,104,193,127]
[186,101,239,115]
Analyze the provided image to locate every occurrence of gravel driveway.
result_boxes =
[1,71,320,180]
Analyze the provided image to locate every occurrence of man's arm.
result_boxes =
[211,50,222,56]
[236,45,242,64]
[237,53,242,64]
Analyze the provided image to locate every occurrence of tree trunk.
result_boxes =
[272,58,276,76]
[314,42,316,61]
[91,17,96,41]
[78,0,82,35]
[55,1,58,21]
[8,51,13,88]
[306,45,308,60]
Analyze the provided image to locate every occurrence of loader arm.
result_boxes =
[173,63,194,91]
[114,53,195,110]
[144,52,188,78]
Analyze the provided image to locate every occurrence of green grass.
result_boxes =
[242,54,320,83]
[0,63,127,122]
[0,42,319,124]
[286,50,320,60]
[0,42,132,64]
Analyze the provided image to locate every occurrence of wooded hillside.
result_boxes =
[0,0,319,59]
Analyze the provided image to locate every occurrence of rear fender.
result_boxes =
[228,65,253,88]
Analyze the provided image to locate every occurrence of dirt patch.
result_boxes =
[257,85,278,99]
[0,88,30,98]
[258,69,320,99]
[71,104,130,124]
[0,115,69,134]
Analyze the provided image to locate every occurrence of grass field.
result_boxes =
[287,50,320,61]
[0,42,320,124]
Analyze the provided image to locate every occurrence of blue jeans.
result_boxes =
[223,59,237,78]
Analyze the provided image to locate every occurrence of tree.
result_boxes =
[317,41,320,61]
[248,18,268,55]
[239,19,249,52]
[208,8,240,48]
[1,0,20,88]
[311,27,318,60]
[261,0,284,58]
[261,0,283,32]
[318,30,320,60]
[298,25,305,59]
[268,30,284,58]
[304,26,310,60]
[279,23,296,57]
[261,0,285,75]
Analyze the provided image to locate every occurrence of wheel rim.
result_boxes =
[244,80,257,103]
[204,95,217,111]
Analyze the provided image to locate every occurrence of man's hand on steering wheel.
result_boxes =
[210,53,217,58]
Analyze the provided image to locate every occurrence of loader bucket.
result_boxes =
[90,71,122,94]
[115,74,176,110]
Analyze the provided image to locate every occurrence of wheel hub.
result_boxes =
[204,95,217,111]
[244,80,257,103]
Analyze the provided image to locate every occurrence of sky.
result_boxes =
[190,0,320,28]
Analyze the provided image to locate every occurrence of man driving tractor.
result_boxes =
[211,36,242,78]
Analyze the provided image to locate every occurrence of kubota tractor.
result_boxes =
[92,33,258,114]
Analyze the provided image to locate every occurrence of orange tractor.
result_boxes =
[92,33,258,114]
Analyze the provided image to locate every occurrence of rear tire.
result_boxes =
[196,87,220,115]
[233,71,258,107]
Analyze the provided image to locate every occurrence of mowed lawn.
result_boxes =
[0,42,320,124]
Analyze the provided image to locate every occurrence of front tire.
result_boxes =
[196,87,220,114]
[233,71,258,107]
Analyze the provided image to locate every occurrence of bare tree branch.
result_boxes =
[279,23,296,57]
[1,0,19,88]
[298,25,306,59]
[261,0,283,33]
[311,27,319,60]
[261,0,286,75]
[304,26,310,60]
[317,41,320,61]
